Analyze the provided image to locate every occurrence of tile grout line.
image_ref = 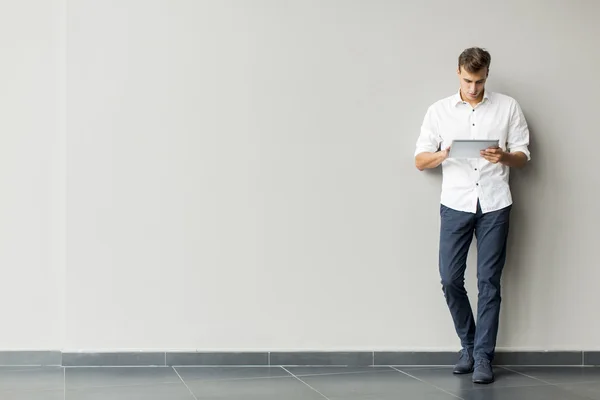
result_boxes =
[390,367,465,400]
[286,370,398,378]
[281,366,332,400]
[499,366,554,385]
[181,375,295,384]
[173,366,199,400]
[59,380,195,392]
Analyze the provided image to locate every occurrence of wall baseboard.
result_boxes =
[1,351,598,367]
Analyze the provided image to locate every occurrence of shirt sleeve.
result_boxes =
[507,100,531,161]
[414,105,442,157]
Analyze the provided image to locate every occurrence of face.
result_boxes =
[457,66,488,102]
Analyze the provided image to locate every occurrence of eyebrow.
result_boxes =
[464,78,485,83]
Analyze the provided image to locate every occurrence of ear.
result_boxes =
[457,67,461,75]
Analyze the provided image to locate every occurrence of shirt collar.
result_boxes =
[454,89,492,106]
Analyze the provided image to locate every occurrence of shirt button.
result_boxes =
[474,168,478,171]
[472,123,475,126]
[472,109,475,112]
[476,183,479,186]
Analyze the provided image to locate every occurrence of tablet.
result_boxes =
[448,139,499,159]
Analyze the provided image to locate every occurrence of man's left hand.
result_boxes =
[481,146,505,164]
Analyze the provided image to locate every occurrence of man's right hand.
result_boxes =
[442,146,451,160]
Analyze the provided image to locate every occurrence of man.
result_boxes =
[414,47,530,384]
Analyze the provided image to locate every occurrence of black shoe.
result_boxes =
[453,348,474,374]
[472,358,494,384]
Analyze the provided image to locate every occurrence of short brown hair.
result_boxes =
[458,47,491,73]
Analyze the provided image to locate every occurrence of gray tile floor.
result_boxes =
[2,365,600,399]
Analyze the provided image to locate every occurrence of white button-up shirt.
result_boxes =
[414,90,531,214]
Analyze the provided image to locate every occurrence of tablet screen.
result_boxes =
[448,140,499,159]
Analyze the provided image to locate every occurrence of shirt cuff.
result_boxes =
[509,145,531,161]
[414,146,438,157]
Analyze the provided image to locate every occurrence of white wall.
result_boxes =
[64,0,600,351]
[7,0,600,351]
[0,0,65,349]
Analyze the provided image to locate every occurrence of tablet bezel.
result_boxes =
[448,139,500,159]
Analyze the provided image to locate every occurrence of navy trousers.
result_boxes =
[439,201,511,362]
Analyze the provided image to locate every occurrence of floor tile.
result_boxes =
[66,382,194,400]
[298,368,460,399]
[0,367,64,392]
[397,366,543,393]
[186,375,326,399]
[507,366,600,384]
[3,365,599,400]
[0,389,64,400]
[65,367,180,389]
[286,366,394,377]
[559,381,600,399]
[456,384,591,400]
[175,366,290,382]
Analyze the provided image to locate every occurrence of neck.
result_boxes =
[460,90,484,107]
